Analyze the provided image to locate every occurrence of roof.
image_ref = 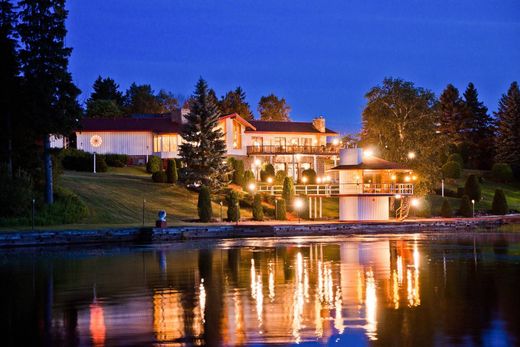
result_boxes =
[331,156,410,170]
[78,117,181,134]
[246,120,338,135]
[219,113,256,130]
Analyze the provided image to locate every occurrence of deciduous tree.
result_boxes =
[220,87,253,120]
[258,94,290,121]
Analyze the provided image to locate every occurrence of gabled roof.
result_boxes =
[219,113,256,130]
[331,156,409,170]
[78,117,181,134]
[246,120,338,135]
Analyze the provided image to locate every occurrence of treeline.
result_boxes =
[85,76,292,121]
[359,78,520,194]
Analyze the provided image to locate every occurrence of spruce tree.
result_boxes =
[282,177,295,210]
[458,195,473,217]
[252,194,264,221]
[440,198,453,218]
[495,82,520,169]
[88,76,124,106]
[166,159,177,184]
[197,186,213,222]
[439,84,467,146]
[18,0,82,204]
[463,83,495,169]
[220,86,254,120]
[179,78,229,192]
[0,0,20,178]
[464,174,481,202]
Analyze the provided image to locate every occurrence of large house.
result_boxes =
[76,109,340,181]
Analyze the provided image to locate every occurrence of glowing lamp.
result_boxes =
[411,198,420,207]
[408,151,416,159]
[405,176,411,182]
[267,177,273,184]
[248,183,256,192]
[412,175,417,181]
[394,194,402,199]
[254,159,261,167]
[317,177,322,184]
[294,198,304,210]
[391,174,397,181]
[363,149,374,157]
[332,138,340,146]
[302,176,308,183]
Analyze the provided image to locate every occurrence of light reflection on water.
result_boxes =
[2,233,520,346]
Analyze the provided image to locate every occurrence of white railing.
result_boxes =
[257,183,413,196]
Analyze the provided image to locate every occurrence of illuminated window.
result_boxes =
[233,120,242,149]
[274,137,286,148]
[153,135,177,152]
[252,136,263,147]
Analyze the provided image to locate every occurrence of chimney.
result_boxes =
[312,116,325,133]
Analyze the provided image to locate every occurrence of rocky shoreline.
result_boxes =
[1,215,519,248]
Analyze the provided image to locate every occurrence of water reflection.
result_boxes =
[2,233,520,346]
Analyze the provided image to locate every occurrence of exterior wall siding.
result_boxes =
[77,131,153,156]
[339,196,389,221]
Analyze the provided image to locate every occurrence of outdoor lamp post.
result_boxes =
[248,182,256,194]
[220,201,223,222]
[471,199,475,217]
[294,198,304,223]
[411,198,420,218]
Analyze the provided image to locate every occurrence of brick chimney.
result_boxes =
[312,116,326,133]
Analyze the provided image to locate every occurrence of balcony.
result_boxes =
[246,145,340,156]
[257,183,413,196]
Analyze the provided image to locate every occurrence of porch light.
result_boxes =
[411,198,420,207]
[325,175,331,182]
[405,176,411,182]
[267,177,273,184]
[408,151,416,159]
[302,176,308,183]
[254,159,261,167]
[317,177,322,184]
[248,183,256,192]
[412,175,417,181]
[294,198,304,210]
[395,194,402,199]
[363,149,374,157]
[391,174,397,181]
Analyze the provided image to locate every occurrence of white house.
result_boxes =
[76,109,340,180]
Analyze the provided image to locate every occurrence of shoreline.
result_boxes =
[1,215,519,248]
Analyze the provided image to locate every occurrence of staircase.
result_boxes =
[395,197,411,221]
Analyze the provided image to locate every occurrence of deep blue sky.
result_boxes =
[66,0,519,134]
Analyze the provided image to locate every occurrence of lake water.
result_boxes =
[2,233,520,346]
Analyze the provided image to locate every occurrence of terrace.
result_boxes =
[247,145,340,156]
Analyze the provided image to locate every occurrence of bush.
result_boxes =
[282,177,295,209]
[302,168,317,184]
[104,154,128,167]
[440,198,453,218]
[152,171,167,183]
[226,190,240,222]
[275,199,287,220]
[260,163,275,182]
[0,167,33,218]
[231,159,244,186]
[442,161,462,179]
[146,155,161,174]
[458,195,473,217]
[35,187,88,225]
[243,170,255,190]
[252,194,264,221]
[492,189,508,215]
[274,170,286,184]
[492,163,513,183]
[60,148,108,172]
[464,174,481,202]
[447,153,464,166]
[166,159,178,184]
[197,186,213,222]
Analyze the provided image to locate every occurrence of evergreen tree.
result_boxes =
[232,159,244,186]
[438,84,467,144]
[464,174,481,202]
[495,82,520,169]
[197,186,213,222]
[220,87,254,120]
[491,189,508,215]
[252,194,264,221]
[179,78,229,191]
[463,83,495,169]
[88,76,124,106]
[166,159,178,184]
[156,89,179,113]
[226,190,240,222]
[124,83,163,114]
[18,0,82,204]
[458,195,473,217]
[282,177,295,209]
[275,199,287,220]
[440,198,453,218]
[243,170,255,190]
[0,0,20,178]
[258,94,291,121]
[86,99,123,118]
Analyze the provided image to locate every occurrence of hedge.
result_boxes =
[492,163,513,183]
[227,190,240,222]
[464,174,481,202]
[166,159,178,184]
[491,189,508,215]
[302,168,317,184]
[252,194,264,221]
[152,171,167,183]
[440,198,453,218]
[458,195,473,217]
[197,186,213,222]
[60,148,108,172]
[282,177,295,210]
[146,155,161,174]
[243,170,255,191]
[275,199,287,220]
[104,154,128,167]
[442,161,461,179]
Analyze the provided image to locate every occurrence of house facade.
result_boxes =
[76,110,340,181]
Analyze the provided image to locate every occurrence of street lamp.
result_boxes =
[363,149,374,157]
[471,199,475,217]
[294,198,304,223]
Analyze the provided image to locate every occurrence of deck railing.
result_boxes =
[246,145,340,155]
[257,183,413,196]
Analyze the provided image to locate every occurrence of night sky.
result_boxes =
[66,0,520,134]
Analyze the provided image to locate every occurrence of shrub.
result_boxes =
[458,195,473,217]
[146,155,161,174]
[440,198,453,218]
[491,189,508,215]
[197,186,213,222]
[275,199,287,220]
[260,163,275,182]
[60,148,108,172]
[0,167,33,218]
[227,190,240,222]
[302,168,317,184]
[243,170,255,190]
[252,194,264,221]
[464,174,481,202]
[104,154,128,167]
[282,177,295,209]
[415,197,432,218]
[35,187,88,225]
[166,159,178,184]
[492,163,513,183]
[274,170,286,184]
[152,171,167,183]
[447,153,463,166]
[442,161,461,179]
[232,159,244,186]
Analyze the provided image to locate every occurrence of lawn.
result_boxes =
[59,169,251,228]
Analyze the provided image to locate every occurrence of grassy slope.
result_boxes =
[59,167,250,228]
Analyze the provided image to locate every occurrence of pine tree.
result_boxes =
[0,0,20,178]
[495,82,520,168]
[197,186,213,222]
[282,177,295,210]
[220,87,254,120]
[464,174,481,202]
[458,195,473,217]
[166,159,178,184]
[18,0,82,204]
[439,84,467,145]
[440,198,453,218]
[463,83,495,169]
[88,76,124,106]
[179,78,229,192]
